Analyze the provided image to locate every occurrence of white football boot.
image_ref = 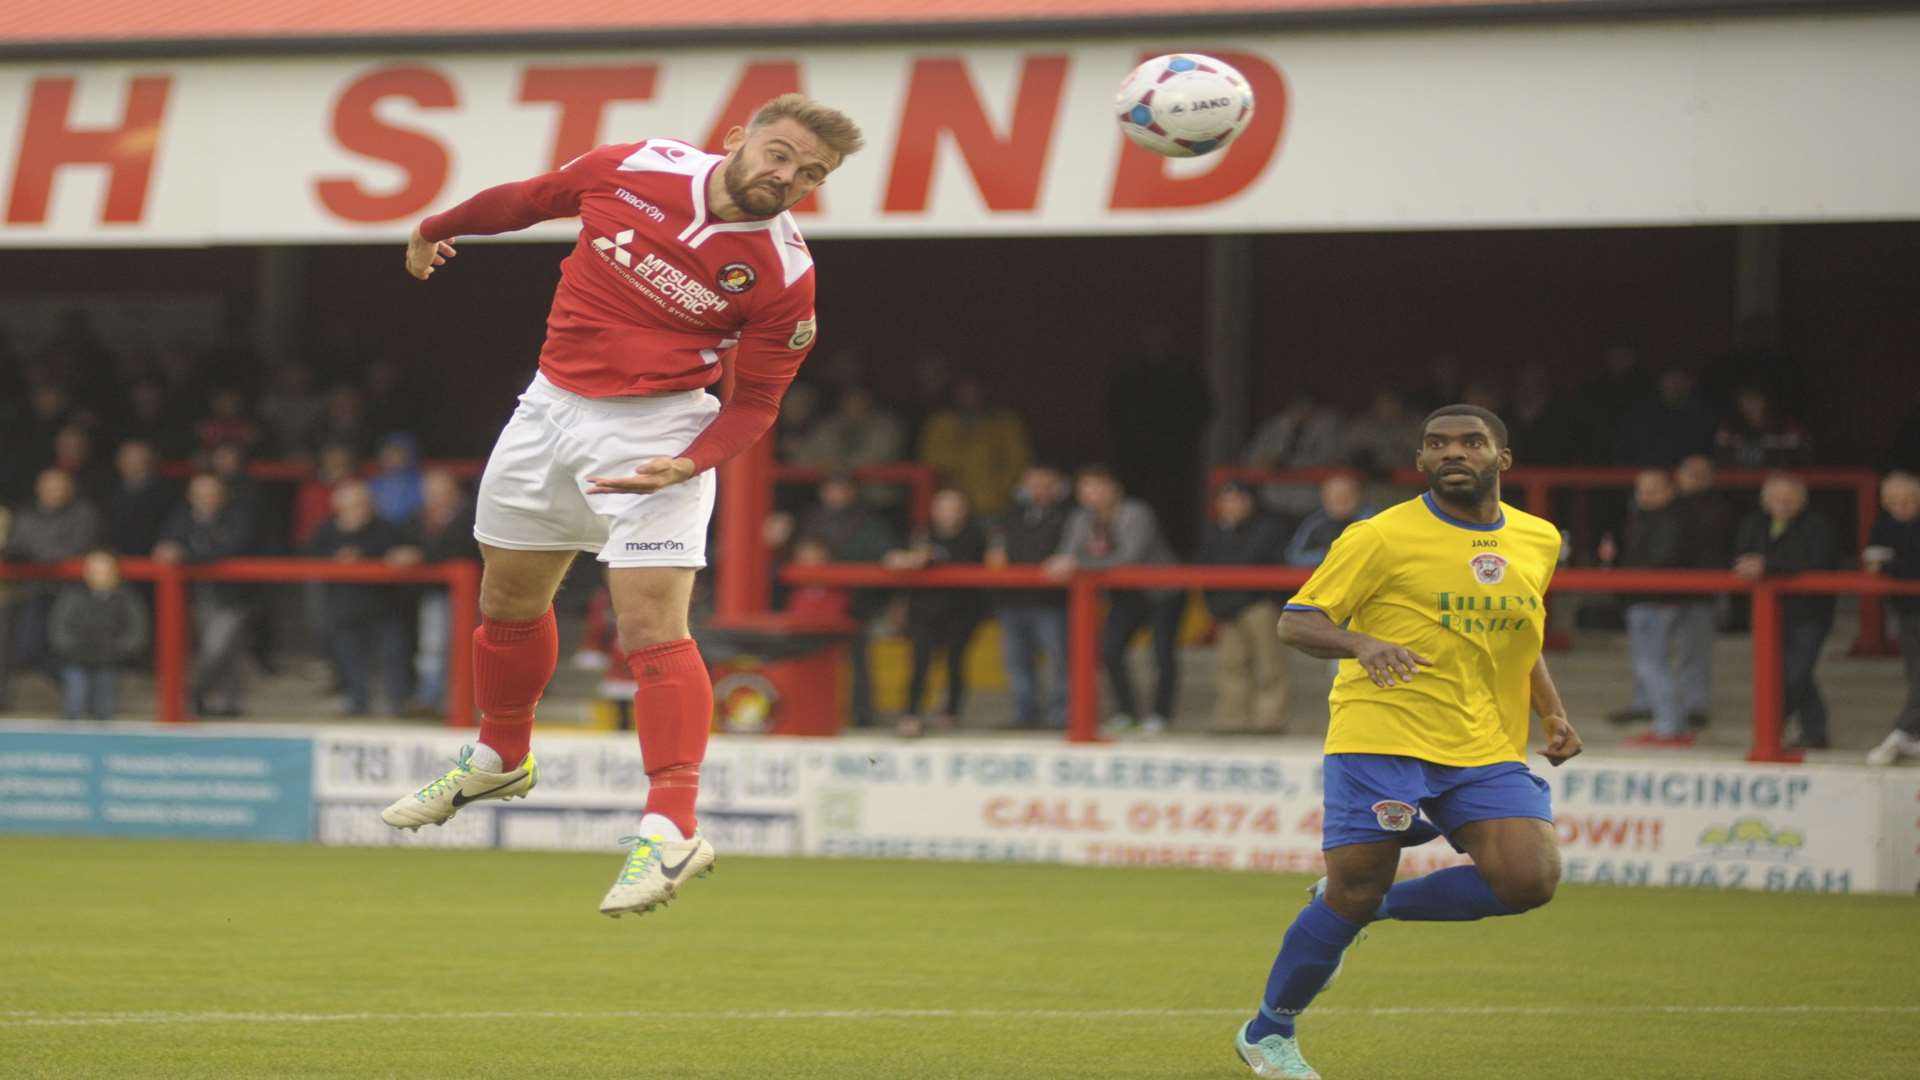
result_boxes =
[599,833,716,918]
[380,744,537,830]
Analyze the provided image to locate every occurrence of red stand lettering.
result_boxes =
[315,67,458,224]
[702,60,819,214]
[519,65,659,171]
[6,75,171,225]
[884,55,1070,213]
[1109,50,1288,210]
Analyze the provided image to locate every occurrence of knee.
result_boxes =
[1489,867,1560,913]
[616,610,686,653]
[479,581,551,623]
[1323,878,1390,923]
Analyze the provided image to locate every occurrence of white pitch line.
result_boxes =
[4,1005,1919,1029]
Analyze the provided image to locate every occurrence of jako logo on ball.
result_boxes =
[1114,53,1256,158]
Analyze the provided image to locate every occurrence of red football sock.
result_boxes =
[626,638,713,836]
[473,609,557,769]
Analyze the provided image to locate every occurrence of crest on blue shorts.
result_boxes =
[1371,799,1416,831]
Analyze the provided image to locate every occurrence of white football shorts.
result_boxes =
[473,372,720,568]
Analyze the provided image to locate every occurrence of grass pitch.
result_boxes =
[3,837,1917,1079]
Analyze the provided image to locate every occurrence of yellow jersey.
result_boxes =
[1285,492,1562,767]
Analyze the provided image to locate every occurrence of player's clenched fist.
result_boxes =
[1541,714,1584,766]
[1351,637,1432,688]
[587,456,697,495]
[405,227,458,280]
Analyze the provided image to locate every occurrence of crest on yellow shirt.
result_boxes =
[1469,552,1508,586]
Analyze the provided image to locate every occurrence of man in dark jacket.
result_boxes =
[1047,465,1183,734]
[155,474,256,716]
[103,440,176,557]
[50,550,149,720]
[1865,472,1920,765]
[1196,481,1289,733]
[1734,473,1841,749]
[988,466,1071,730]
[5,468,101,696]
[797,472,896,728]
[1617,470,1695,746]
[305,479,419,717]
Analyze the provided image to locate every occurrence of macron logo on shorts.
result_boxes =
[625,540,686,552]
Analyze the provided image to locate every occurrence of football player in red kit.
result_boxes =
[381,95,863,918]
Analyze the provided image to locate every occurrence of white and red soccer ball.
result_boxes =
[1114,53,1256,158]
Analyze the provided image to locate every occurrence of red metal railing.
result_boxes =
[1210,465,1890,654]
[0,558,480,727]
[780,561,1920,762]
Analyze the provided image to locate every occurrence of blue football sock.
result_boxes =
[1377,865,1513,922]
[1246,897,1364,1042]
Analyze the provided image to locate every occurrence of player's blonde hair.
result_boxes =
[750,94,866,160]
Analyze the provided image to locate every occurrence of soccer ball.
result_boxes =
[1114,53,1255,158]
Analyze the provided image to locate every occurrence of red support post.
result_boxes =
[1066,572,1102,744]
[1746,581,1800,764]
[152,562,190,723]
[444,560,480,727]
[715,434,776,620]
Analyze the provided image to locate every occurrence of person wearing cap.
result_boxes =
[1285,472,1376,567]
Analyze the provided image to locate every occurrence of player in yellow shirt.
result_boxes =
[1235,405,1584,1079]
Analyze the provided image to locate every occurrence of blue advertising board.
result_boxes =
[0,727,314,842]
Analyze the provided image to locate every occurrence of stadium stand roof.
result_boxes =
[1,0,1900,56]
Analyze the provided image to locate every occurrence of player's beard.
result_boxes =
[723,154,788,217]
[1428,462,1499,512]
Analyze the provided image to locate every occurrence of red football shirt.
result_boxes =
[419,139,819,472]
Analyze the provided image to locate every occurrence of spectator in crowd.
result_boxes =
[797,472,897,727]
[987,466,1072,731]
[789,386,905,475]
[120,377,194,459]
[1195,480,1289,733]
[206,442,266,539]
[1734,473,1841,749]
[49,550,148,721]
[887,488,990,737]
[898,352,955,450]
[304,479,418,717]
[1047,465,1182,735]
[5,468,102,687]
[1342,390,1420,477]
[1105,324,1212,554]
[1673,454,1735,728]
[155,474,255,716]
[772,382,824,464]
[917,377,1032,518]
[1715,387,1811,468]
[1581,344,1653,461]
[1865,472,1920,765]
[295,442,360,548]
[1612,470,1696,747]
[206,440,280,675]
[361,360,414,443]
[18,381,75,480]
[781,538,853,630]
[369,432,426,523]
[1506,363,1583,466]
[1613,367,1717,467]
[195,386,261,454]
[50,424,111,504]
[1285,473,1374,567]
[403,468,478,717]
[258,363,328,457]
[317,384,373,458]
[1244,394,1346,517]
[103,440,175,557]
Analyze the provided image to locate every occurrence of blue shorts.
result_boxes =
[1321,753,1553,851]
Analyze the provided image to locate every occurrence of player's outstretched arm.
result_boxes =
[1276,608,1431,687]
[405,228,457,280]
[1530,656,1583,766]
